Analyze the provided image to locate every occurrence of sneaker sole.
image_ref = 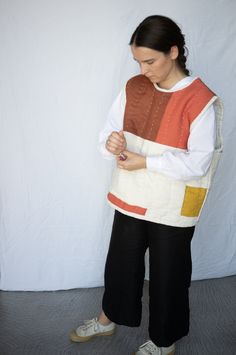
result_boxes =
[69,329,115,343]
[132,350,175,355]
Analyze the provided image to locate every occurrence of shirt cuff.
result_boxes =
[98,143,115,160]
[146,156,162,173]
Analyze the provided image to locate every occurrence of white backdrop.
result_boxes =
[0,0,235,290]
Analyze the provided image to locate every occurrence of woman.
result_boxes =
[69,15,223,355]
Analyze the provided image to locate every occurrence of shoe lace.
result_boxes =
[82,318,99,331]
[139,340,159,355]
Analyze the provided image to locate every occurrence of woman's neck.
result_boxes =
[158,67,187,90]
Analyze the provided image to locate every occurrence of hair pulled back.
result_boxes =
[129,15,190,76]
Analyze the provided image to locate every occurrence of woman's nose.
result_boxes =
[140,63,149,76]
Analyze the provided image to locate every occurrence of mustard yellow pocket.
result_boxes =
[181,186,207,217]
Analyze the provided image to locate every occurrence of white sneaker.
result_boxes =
[69,317,115,342]
[134,340,175,355]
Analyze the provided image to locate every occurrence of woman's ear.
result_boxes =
[170,45,179,60]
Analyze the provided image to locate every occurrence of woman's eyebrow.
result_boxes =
[133,57,155,63]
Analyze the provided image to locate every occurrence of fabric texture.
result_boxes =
[107,75,223,227]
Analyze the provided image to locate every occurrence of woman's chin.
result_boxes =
[146,76,156,83]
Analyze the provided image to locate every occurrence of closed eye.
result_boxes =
[146,60,155,65]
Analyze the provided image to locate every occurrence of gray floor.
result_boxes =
[0,276,235,355]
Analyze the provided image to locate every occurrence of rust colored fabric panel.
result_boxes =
[107,192,147,215]
[187,79,215,123]
[155,89,194,149]
[156,79,215,149]
[124,75,172,141]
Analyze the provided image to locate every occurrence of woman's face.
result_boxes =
[131,45,183,89]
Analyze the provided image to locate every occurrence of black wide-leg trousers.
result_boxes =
[102,211,195,347]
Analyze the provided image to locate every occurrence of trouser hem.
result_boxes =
[150,328,190,347]
[102,298,141,327]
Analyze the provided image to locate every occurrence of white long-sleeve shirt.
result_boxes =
[99,76,216,181]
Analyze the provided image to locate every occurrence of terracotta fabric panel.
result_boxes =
[187,80,215,123]
[155,88,192,149]
[124,75,172,141]
[156,79,215,149]
[107,192,147,215]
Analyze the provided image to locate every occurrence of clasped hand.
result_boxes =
[106,131,146,171]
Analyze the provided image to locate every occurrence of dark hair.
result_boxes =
[129,15,190,76]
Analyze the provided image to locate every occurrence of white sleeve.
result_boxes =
[146,104,216,181]
[98,89,126,160]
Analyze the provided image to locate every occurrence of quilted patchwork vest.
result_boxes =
[107,75,223,227]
